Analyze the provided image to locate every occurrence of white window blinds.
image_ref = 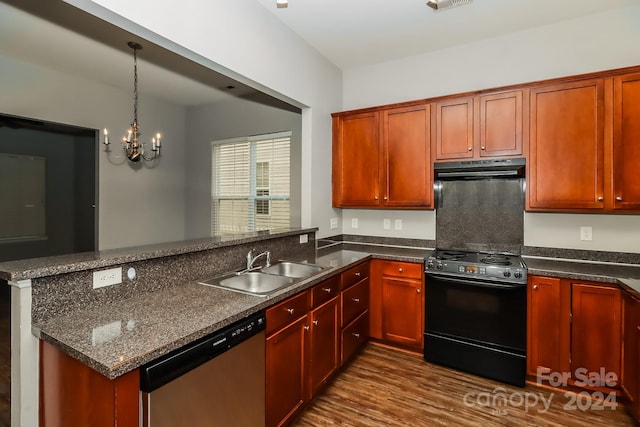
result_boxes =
[212,132,291,235]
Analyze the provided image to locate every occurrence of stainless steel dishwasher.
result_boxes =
[140,311,266,427]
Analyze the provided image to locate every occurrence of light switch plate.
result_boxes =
[351,218,359,229]
[383,219,391,230]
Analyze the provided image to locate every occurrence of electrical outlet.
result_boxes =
[299,234,309,244]
[580,226,593,241]
[351,218,359,229]
[93,267,122,289]
[394,219,403,230]
[383,219,391,230]
[330,217,339,229]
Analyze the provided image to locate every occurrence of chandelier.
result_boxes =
[103,42,162,163]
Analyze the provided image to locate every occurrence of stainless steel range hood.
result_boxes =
[434,158,525,180]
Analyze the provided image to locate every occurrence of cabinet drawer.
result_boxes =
[342,310,369,364]
[266,291,310,336]
[342,278,369,327]
[381,261,422,279]
[342,262,369,290]
[312,275,341,308]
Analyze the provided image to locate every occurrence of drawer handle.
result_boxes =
[398,268,403,273]
[323,287,332,293]
[354,272,361,277]
[352,298,360,303]
[352,333,360,338]
[287,308,295,315]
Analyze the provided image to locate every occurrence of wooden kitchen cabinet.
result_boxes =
[266,291,310,427]
[612,73,640,210]
[571,282,622,386]
[528,78,605,210]
[370,260,424,351]
[332,102,432,209]
[622,291,640,422]
[307,296,340,398]
[526,275,571,379]
[434,90,524,160]
[40,340,140,427]
[341,263,370,364]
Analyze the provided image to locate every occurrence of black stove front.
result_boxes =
[424,249,527,387]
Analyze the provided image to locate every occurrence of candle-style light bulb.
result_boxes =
[152,137,157,151]
[156,133,162,147]
[103,128,110,145]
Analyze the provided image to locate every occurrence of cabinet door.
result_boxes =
[528,79,605,210]
[571,283,621,385]
[527,276,570,378]
[613,73,640,210]
[308,297,340,398]
[381,104,432,207]
[479,90,523,157]
[622,292,640,420]
[435,97,474,160]
[332,112,381,207]
[381,275,423,350]
[266,315,308,427]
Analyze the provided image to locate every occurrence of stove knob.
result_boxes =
[436,264,443,270]
[503,271,511,278]
[514,271,522,279]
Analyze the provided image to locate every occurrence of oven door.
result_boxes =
[424,272,526,386]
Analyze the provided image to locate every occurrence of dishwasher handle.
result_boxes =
[140,311,265,393]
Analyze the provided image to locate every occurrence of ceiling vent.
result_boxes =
[427,0,473,11]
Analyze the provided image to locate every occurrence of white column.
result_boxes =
[9,280,38,427]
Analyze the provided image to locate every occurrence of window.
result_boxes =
[212,132,290,235]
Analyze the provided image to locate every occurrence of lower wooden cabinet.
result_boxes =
[307,296,340,398]
[622,291,640,422]
[527,276,623,392]
[40,340,140,427]
[370,260,424,351]
[266,293,310,427]
[342,310,369,364]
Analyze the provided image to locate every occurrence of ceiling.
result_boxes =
[1,0,639,108]
[254,0,640,70]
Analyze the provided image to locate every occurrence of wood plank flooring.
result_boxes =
[295,343,635,427]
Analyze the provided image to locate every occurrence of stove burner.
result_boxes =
[480,254,512,266]
[438,251,467,261]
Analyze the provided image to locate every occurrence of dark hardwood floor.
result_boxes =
[0,282,9,427]
[295,343,634,427]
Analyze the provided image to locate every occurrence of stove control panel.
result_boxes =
[425,256,527,284]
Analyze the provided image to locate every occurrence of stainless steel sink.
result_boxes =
[261,261,326,278]
[199,272,295,296]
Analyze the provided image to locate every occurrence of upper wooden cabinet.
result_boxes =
[332,103,432,209]
[613,73,640,210]
[434,90,524,161]
[528,79,605,210]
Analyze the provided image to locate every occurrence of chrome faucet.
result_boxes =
[246,249,271,270]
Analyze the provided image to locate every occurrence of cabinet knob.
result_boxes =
[533,285,538,290]
[374,196,379,200]
[597,196,604,201]
[313,320,318,326]
[384,196,388,200]
[323,287,332,293]
[481,146,485,150]
[352,333,360,338]
[354,272,361,277]
[468,147,472,151]
[398,268,403,273]
[287,308,295,315]
[352,297,360,303]
[304,325,310,331]
[416,288,421,294]
[616,196,623,201]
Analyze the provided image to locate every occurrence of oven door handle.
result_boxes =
[425,273,525,290]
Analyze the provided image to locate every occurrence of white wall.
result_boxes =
[0,55,187,250]
[341,4,640,253]
[75,0,344,238]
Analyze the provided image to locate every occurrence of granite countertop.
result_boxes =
[524,256,640,295]
[34,249,375,379]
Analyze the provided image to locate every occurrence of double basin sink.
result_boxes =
[198,261,327,297]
